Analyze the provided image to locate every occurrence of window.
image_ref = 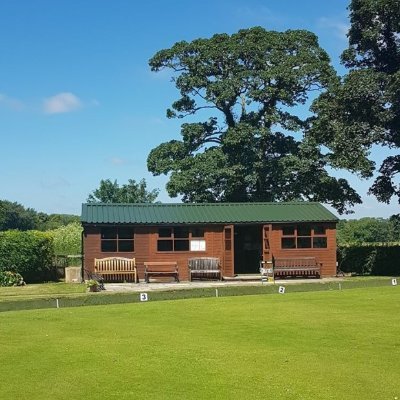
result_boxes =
[157,227,205,252]
[281,224,327,249]
[101,227,134,252]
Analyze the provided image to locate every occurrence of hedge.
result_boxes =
[0,230,54,283]
[48,222,82,256]
[338,243,400,276]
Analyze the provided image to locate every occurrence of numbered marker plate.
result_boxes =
[140,293,148,302]
[392,278,398,286]
[278,286,286,294]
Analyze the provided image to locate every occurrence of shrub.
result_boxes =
[48,222,82,256]
[338,243,400,276]
[0,271,24,286]
[0,230,54,283]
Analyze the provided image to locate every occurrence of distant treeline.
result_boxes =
[337,216,400,245]
[0,199,79,231]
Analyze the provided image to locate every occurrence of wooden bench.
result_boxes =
[188,257,222,281]
[144,262,179,283]
[94,257,138,283]
[273,257,321,279]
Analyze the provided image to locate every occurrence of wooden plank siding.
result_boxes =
[83,225,227,281]
[268,223,337,277]
[83,222,337,280]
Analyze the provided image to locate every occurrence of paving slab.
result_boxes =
[103,277,344,293]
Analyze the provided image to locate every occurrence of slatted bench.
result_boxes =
[188,257,222,281]
[94,257,138,283]
[273,257,321,279]
[144,262,179,283]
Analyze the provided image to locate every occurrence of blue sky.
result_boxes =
[0,0,397,218]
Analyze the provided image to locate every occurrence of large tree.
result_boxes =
[311,0,400,204]
[0,200,38,231]
[87,178,159,203]
[147,27,361,213]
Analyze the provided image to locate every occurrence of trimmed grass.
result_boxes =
[0,277,397,312]
[0,286,399,399]
[0,282,86,300]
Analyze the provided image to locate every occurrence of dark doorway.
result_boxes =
[234,225,262,274]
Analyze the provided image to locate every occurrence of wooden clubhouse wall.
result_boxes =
[83,222,337,281]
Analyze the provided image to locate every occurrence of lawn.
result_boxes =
[0,286,399,400]
[0,282,86,300]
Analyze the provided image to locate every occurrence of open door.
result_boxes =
[223,225,234,277]
[234,225,263,274]
[262,224,272,262]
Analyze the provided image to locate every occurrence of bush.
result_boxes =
[48,222,82,256]
[338,243,400,276]
[0,230,54,283]
[0,271,24,286]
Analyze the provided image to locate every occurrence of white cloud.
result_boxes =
[0,93,24,111]
[40,176,71,189]
[43,92,82,114]
[109,157,128,166]
[317,17,349,40]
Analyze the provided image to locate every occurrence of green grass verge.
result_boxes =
[0,282,86,299]
[0,277,397,312]
[0,286,399,399]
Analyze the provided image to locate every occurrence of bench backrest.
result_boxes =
[188,257,220,271]
[94,257,136,272]
[144,262,178,273]
[274,257,319,268]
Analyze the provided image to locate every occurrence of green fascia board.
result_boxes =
[81,202,338,225]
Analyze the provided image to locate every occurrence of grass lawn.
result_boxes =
[0,286,399,400]
[0,282,86,300]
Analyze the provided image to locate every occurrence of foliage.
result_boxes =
[0,200,38,231]
[36,213,80,231]
[87,178,159,203]
[0,271,24,287]
[148,27,361,213]
[311,0,400,204]
[338,243,400,275]
[0,199,79,231]
[48,222,82,256]
[0,230,54,283]
[336,217,400,245]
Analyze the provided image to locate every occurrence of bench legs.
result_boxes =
[144,273,179,283]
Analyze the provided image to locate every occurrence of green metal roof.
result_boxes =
[81,202,338,224]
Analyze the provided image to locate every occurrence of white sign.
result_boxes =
[392,278,398,286]
[260,268,273,275]
[190,239,206,251]
[278,286,286,294]
[140,293,148,302]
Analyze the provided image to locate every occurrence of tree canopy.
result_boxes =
[0,200,38,231]
[147,27,361,213]
[87,178,159,203]
[0,199,79,231]
[337,216,400,244]
[311,0,400,204]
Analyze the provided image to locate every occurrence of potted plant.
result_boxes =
[86,279,100,292]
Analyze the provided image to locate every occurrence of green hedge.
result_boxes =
[338,243,400,275]
[48,222,82,255]
[0,230,54,283]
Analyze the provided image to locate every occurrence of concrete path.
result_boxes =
[103,277,344,293]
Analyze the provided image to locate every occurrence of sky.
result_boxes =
[0,0,398,219]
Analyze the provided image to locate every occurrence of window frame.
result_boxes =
[281,224,327,249]
[157,226,206,252]
[100,227,135,253]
